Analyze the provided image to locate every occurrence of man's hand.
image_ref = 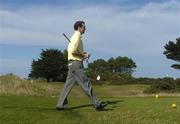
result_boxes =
[84,52,91,59]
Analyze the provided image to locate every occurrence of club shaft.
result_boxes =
[63,33,71,43]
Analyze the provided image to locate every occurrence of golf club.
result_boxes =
[62,33,100,81]
[62,33,71,43]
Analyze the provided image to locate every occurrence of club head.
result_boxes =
[86,59,89,64]
[96,75,100,81]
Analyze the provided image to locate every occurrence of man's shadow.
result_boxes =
[67,99,124,111]
[3,100,123,111]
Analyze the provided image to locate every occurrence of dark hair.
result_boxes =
[74,21,85,30]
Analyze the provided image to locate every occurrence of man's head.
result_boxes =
[74,21,86,34]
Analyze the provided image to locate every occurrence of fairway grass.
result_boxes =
[0,96,179,124]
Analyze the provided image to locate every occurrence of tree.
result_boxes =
[29,49,68,82]
[88,59,108,73]
[164,37,180,70]
[108,56,136,74]
[88,56,136,75]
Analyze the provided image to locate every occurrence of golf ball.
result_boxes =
[172,103,176,108]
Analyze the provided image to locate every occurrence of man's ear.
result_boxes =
[77,26,81,30]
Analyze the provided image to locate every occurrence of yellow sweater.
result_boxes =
[68,31,84,61]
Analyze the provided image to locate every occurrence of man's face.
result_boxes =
[79,24,86,34]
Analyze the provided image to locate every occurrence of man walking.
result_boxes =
[56,21,108,111]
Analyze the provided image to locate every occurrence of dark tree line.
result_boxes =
[29,36,180,82]
[29,49,136,82]
[88,57,136,75]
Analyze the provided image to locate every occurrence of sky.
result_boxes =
[0,0,180,78]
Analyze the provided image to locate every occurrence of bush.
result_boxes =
[143,86,158,93]
[109,73,133,85]
[143,77,180,93]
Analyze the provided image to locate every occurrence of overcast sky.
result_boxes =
[0,0,180,78]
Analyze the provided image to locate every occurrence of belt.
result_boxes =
[68,59,82,62]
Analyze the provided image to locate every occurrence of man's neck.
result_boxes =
[75,30,82,35]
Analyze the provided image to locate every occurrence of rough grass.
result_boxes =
[0,74,61,96]
[0,75,152,97]
[1,74,180,97]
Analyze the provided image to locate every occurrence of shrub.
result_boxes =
[143,77,179,93]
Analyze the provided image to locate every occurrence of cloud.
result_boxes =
[1,1,179,55]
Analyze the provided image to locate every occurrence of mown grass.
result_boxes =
[0,96,180,124]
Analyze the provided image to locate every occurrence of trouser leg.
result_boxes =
[73,62,101,108]
[56,71,75,108]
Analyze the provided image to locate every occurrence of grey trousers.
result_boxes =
[56,61,101,108]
